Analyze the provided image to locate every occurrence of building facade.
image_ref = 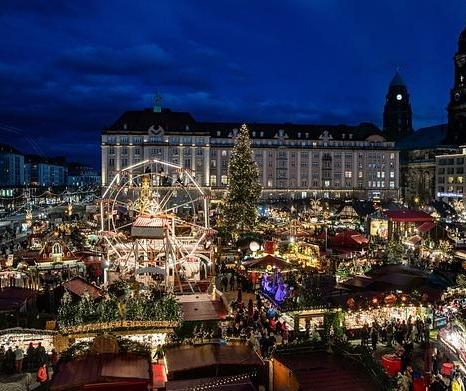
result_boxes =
[66,163,100,188]
[435,146,466,202]
[102,108,400,200]
[25,156,67,187]
[0,144,25,187]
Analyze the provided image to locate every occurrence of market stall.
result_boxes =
[439,318,466,367]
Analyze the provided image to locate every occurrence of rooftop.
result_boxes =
[103,108,386,142]
[275,350,379,391]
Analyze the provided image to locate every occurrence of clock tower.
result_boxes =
[383,71,413,141]
[447,26,466,144]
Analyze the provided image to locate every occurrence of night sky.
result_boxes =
[0,0,465,168]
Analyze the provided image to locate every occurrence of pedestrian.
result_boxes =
[451,373,465,391]
[36,363,48,384]
[26,342,35,371]
[51,349,59,372]
[36,342,46,366]
[4,347,15,374]
[14,345,23,373]
[370,327,378,351]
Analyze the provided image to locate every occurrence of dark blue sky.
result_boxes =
[0,0,464,168]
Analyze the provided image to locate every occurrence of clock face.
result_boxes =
[396,94,403,101]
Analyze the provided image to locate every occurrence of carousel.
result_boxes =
[99,159,214,292]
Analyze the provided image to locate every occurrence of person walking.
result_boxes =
[14,345,24,373]
[370,327,378,351]
[36,363,48,384]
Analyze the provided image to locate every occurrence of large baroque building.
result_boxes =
[102,107,400,200]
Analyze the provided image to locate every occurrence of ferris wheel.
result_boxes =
[99,159,213,292]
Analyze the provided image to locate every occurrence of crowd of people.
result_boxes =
[225,291,289,358]
[0,342,56,375]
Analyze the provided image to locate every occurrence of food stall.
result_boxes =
[439,318,466,367]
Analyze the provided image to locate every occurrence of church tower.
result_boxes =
[447,26,466,144]
[383,71,413,141]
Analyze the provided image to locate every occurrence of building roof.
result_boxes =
[275,351,379,391]
[397,124,447,150]
[0,288,38,312]
[242,254,294,271]
[383,209,433,222]
[103,108,386,142]
[62,276,103,300]
[0,143,22,155]
[165,344,263,374]
[177,294,227,321]
[50,353,150,391]
[106,109,196,133]
[165,375,256,390]
[390,71,405,87]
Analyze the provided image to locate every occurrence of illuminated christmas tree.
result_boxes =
[222,124,262,237]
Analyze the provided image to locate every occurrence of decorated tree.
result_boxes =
[77,291,97,324]
[57,291,75,328]
[221,124,262,238]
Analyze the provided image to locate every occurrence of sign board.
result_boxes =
[6,255,13,267]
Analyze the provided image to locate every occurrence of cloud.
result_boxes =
[57,44,172,75]
[0,0,96,17]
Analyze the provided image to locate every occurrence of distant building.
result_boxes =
[397,125,454,204]
[383,71,413,141]
[66,163,100,188]
[0,144,25,187]
[25,155,66,187]
[435,146,466,202]
[447,26,466,144]
[102,107,400,200]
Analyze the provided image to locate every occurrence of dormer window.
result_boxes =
[342,134,346,139]
[349,134,353,139]
[297,132,301,138]
[52,243,62,255]
[260,131,264,137]
[252,131,256,137]
[305,133,309,138]
[217,131,221,137]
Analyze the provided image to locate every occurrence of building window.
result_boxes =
[221,175,228,185]
[221,150,227,157]
[210,175,217,186]
[344,171,352,178]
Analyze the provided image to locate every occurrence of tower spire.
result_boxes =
[153,91,162,113]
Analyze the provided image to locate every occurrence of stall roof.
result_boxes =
[165,376,256,390]
[0,288,38,312]
[242,254,293,270]
[62,276,103,300]
[177,294,227,321]
[165,344,263,374]
[50,353,150,391]
[417,221,436,233]
[330,230,369,247]
[383,210,433,223]
[275,351,378,391]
